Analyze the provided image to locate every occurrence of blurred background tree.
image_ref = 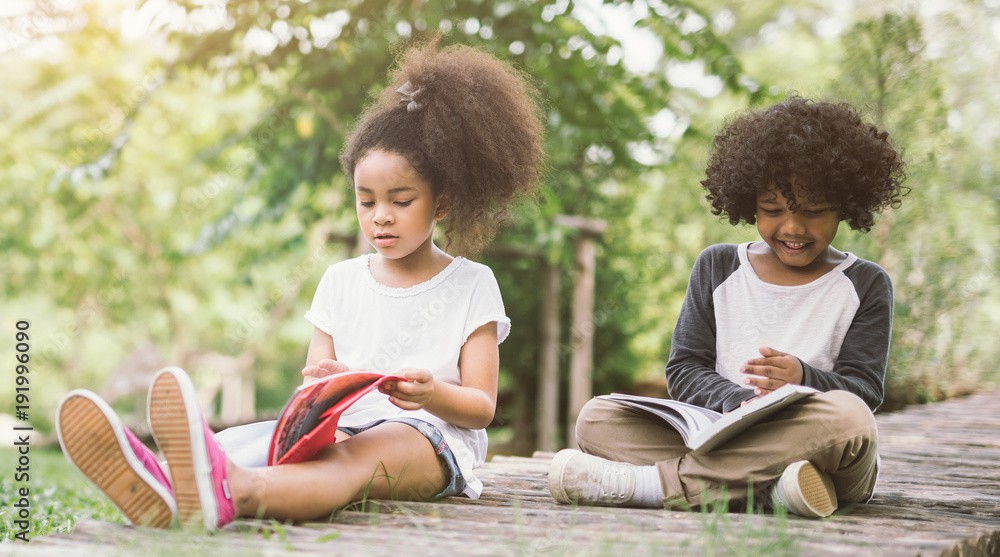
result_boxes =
[2,0,997,452]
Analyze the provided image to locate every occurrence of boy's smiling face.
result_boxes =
[754,180,841,275]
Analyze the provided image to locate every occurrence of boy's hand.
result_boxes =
[301,359,351,385]
[739,346,804,396]
[379,368,434,410]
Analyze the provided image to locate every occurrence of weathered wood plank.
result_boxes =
[15,389,1000,556]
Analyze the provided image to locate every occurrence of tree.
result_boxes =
[832,12,1000,407]
[135,0,759,450]
[2,1,757,445]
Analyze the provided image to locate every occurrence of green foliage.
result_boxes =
[2,1,998,455]
[2,0,755,446]
[830,12,1000,407]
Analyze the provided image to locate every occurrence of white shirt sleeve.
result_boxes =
[462,266,511,345]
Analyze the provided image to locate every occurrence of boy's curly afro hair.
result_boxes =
[701,97,907,232]
[341,40,546,254]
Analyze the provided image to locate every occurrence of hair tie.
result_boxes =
[397,81,426,113]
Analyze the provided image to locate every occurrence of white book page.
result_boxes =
[600,393,722,443]
[686,384,818,451]
[599,384,818,452]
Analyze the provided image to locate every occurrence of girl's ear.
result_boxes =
[435,196,450,221]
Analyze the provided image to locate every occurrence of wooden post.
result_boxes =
[554,215,607,449]
[536,259,561,452]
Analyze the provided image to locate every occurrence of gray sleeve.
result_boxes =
[799,260,892,410]
[665,245,757,413]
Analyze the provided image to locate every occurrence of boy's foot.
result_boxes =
[148,367,235,532]
[56,390,177,528]
[774,460,838,518]
[548,449,643,507]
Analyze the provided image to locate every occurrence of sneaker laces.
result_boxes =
[595,464,635,504]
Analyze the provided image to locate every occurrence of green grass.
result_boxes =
[0,446,124,542]
[693,489,798,557]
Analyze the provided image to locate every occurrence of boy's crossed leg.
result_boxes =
[551,390,879,516]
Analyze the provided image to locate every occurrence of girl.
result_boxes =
[549,97,907,518]
[56,41,545,531]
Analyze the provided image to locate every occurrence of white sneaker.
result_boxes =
[548,449,636,506]
[774,460,838,518]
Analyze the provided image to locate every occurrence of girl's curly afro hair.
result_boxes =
[701,97,908,232]
[341,40,546,255]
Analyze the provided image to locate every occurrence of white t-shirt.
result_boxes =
[304,254,510,498]
[666,242,892,413]
[714,242,861,384]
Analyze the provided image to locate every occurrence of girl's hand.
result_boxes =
[379,368,434,410]
[739,346,804,396]
[301,359,350,385]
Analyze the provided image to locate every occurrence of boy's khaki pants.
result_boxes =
[575,390,880,508]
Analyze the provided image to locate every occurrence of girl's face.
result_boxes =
[755,181,840,275]
[354,150,446,262]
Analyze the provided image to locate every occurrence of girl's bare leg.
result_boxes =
[227,422,448,520]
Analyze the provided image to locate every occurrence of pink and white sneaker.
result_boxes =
[147,367,236,532]
[56,390,177,528]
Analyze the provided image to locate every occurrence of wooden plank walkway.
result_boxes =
[15,389,1000,556]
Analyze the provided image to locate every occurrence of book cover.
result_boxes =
[267,371,404,466]
[599,383,818,452]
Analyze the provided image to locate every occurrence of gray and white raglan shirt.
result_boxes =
[665,242,892,413]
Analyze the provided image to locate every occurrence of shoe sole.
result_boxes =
[56,391,175,529]
[794,462,838,517]
[148,368,219,531]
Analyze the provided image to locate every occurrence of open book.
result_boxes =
[597,383,818,452]
[267,371,403,466]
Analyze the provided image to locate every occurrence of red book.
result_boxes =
[267,372,403,466]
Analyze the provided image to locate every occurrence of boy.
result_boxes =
[549,97,907,517]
